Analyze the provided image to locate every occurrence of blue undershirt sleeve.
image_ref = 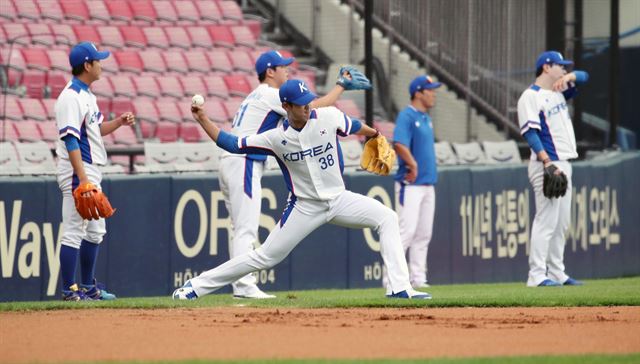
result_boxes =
[574,70,589,84]
[523,128,543,154]
[216,131,241,153]
[62,134,79,152]
[350,119,362,134]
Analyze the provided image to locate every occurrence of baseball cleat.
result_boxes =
[233,289,276,299]
[563,277,584,286]
[387,289,432,300]
[537,279,562,287]
[81,279,116,300]
[172,281,198,300]
[62,284,92,301]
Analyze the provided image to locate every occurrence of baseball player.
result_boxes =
[517,50,589,287]
[56,42,135,301]
[173,79,430,300]
[219,50,370,299]
[393,75,441,289]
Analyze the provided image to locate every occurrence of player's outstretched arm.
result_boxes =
[191,105,221,142]
[310,66,371,109]
[100,112,135,136]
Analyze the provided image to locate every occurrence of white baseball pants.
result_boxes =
[527,160,572,286]
[218,155,265,296]
[190,190,413,296]
[395,183,435,286]
[56,161,106,249]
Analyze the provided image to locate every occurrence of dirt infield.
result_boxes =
[2,306,639,363]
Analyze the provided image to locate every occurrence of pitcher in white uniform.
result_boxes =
[173,79,431,300]
[517,50,589,287]
[220,50,364,299]
[56,42,135,300]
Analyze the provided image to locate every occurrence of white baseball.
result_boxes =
[192,94,205,106]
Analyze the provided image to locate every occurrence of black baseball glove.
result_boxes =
[543,163,568,199]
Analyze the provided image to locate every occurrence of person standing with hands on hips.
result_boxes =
[55,42,135,301]
[517,51,589,287]
[392,75,441,289]
[173,79,430,300]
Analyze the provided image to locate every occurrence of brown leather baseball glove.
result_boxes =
[73,182,116,220]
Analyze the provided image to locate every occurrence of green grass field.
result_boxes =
[2,276,639,311]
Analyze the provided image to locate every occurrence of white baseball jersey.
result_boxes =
[55,78,107,165]
[224,83,286,160]
[235,106,356,201]
[517,84,578,161]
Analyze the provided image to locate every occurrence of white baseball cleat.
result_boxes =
[233,289,276,299]
[387,288,432,299]
[172,281,198,300]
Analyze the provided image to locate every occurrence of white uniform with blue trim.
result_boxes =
[188,107,413,296]
[517,84,578,286]
[55,77,107,249]
[218,84,285,297]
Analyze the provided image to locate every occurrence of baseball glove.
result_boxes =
[336,66,372,90]
[360,134,395,176]
[543,163,568,199]
[73,182,116,220]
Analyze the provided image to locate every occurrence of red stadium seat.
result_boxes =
[132,76,161,98]
[39,120,59,144]
[2,120,21,142]
[2,24,30,46]
[230,25,256,48]
[72,25,101,45]
[97,26,125,49]
[138,120,156,139]
[186,26,214,49]
[218,1,243,21]
[179,122,205,142]
[138,50,167,73]
[60,0,90,22]
[174,0,199,24]
[104,0,133,23]
[114,51,143,74]
[373,120,395,140]
[203,74,230,99]
[180,76,207,99]
[223,74,252,97]
[41,99,56,120]
[21,71,46,99]
[46,72,68,99]
[223,97,244,121]
[120,26,147,48]
[207,25,235,48]
[3,95,24,121]
[86,0,111,23]
[47,50,69,72]
[156,75,184,98]
[110,75,137,98]
[154,121,179,142]
[204,98,229,123]
[227,49,254,73]
[50,24,77,46]
[142,27,169,49]
[152,0,178,24]
[111,98,134,118]
[194,1,222,23]
[26,24,54,47]
[21,49,50,71]
[0,0,17,22]
[163,51,189,74]
[100,53,119,73]
[154,98,183,123]
[97,98,111,118]
[112,125,138,145]
[243,19,263,40]
[14,0,41,21]
[0,26,6,47]
[91,77,114,98]
[165,27,191,50]
[183,50,211,73]
[335,99,363,120]
[206,49,233,73]
[177,97,196,122]
[14,120,43,142]
[128,0,156,24]
[0,48,25,87]
[131,98,160,123]
[36,0,63,22]
[17,98,47,121]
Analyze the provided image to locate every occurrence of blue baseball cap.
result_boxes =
[535,51,573,70]
[69,41,110,68]
[409,75,441,97]
[255,50,294,75]
[279,79,317,105]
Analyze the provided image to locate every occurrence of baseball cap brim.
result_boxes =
[94,50,111,61]
[274,57,294,67]
[556,60,573,65]
[289,91,317,106]
[423,82,442,89]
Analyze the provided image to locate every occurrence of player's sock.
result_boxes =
[80,240,100,286]
[60,245,79,290]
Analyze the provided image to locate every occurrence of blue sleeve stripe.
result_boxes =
[59,125,81,136]
[523,128,544,154]
[62,134,79,152]
[343,113,351,134]
[350,119,362,134]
